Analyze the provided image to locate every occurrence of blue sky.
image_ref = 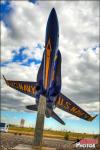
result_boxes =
[1,110,99,134]
[1,0,99,134]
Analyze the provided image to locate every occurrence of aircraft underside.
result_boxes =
[3,8,97,125]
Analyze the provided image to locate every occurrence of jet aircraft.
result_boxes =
[3,8,97,125]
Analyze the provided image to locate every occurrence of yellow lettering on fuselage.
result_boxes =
[44,38,51,89]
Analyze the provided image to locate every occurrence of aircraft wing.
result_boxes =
[3,75,37,98]
[55,93,97,121]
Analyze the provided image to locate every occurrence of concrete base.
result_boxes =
[13,144,56,150]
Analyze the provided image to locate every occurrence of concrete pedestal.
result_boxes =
[13,96,57,150]
[33,95,46,148]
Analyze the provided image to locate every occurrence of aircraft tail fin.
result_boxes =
[51,111,65,125]
[26,105,37,111]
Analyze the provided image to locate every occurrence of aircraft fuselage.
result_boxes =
[44,8,59,91]
[4,8,96,125]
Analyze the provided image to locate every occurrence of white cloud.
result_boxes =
[1,0,99,120]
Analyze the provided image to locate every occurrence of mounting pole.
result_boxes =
[33,95,46,150]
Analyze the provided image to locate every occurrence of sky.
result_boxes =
[0,0,100,134]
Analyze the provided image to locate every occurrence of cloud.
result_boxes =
[62,46,99,105]
[1,0,99,120]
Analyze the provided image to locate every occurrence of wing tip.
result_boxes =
[92,114,98,120]
[63,122,66,125]
[89,114,98,121]
[3,75,6,81]
[2,75,8,85]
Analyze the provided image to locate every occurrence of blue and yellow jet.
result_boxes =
[3,8,97,125]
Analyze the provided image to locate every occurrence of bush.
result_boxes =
[64,132,69,140]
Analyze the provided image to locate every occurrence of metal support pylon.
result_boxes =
[33,95,46,150]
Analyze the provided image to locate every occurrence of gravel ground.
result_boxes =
[0,133,100,150]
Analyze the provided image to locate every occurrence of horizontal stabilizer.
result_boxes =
[51,111,65,125]
[26,105,37,111]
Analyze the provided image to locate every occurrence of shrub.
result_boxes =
[64,132,69,140]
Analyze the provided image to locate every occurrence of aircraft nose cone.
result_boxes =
[45,8,59,51]
[48,8,58,26]
[51,8,56,14]
[50,8,57,18]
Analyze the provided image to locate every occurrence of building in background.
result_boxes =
[20,119,25,128]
